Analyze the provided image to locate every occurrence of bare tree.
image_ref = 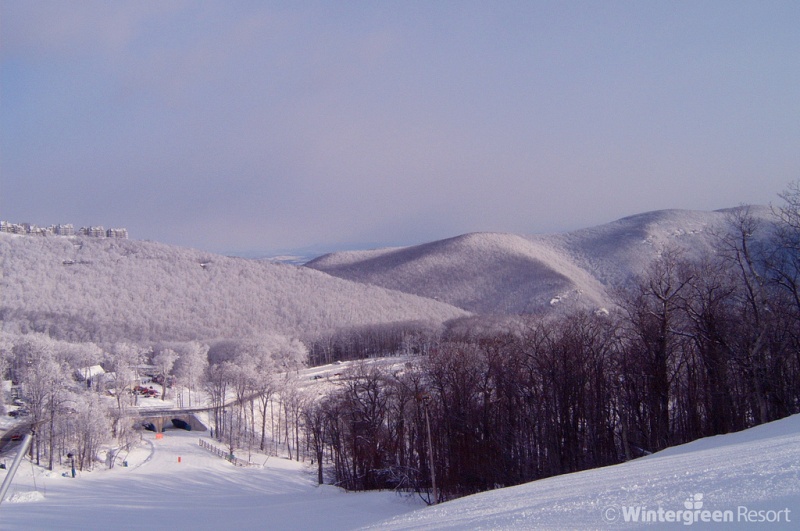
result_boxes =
[717,207,775,424]
[680,258,740,436]
[302,400,327,484]
[617,247,692,452]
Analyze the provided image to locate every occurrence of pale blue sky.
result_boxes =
[2,1,798,254]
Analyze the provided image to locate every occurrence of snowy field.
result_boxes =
[2,414,798,530]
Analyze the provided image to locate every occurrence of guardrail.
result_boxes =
[198,438,253,467]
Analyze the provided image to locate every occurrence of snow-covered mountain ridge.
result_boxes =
[307,206,777,314]
[0,234,468,344]
[0,206,777,343]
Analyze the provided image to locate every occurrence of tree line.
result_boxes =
[0,332,308,473]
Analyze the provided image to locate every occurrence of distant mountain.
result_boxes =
[549,207,765,287]
[0,234,468,344]
[307,232,608,315]
[307,206,778,314]
[228,241,398,265]
[2,206,778,346]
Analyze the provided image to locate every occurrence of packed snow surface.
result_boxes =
[370,414,800,530]
[0,430,422,530]
[2,414,798,530]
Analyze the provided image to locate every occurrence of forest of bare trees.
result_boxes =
[298,200,800,502]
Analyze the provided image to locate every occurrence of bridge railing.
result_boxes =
[198,438,253,467]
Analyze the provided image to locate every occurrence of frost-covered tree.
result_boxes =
[173,342,209,407]
[236,334,307,451]
[0,332,11,415]
[12,334,69,467]
[204,360,238,440]
[104,343,145,436]
[152,348,178,401]
[65,390,112,471]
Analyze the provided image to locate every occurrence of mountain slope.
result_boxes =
[307,206,777,314]
[549,207,770,288]
[0,234,468,344]
[307,232,608,314]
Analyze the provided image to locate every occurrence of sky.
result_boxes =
[2,1,799,256]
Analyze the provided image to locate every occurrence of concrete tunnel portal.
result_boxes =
[139,413,208,433]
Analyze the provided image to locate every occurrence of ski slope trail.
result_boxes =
[0,430,422,530]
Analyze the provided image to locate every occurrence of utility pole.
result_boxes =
[422,395,438,504]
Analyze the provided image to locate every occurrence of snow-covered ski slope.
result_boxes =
[0,429,422,530]
[370,414,800,530]
[2,413,798,530]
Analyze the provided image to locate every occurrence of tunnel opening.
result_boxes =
[171,418,191,431]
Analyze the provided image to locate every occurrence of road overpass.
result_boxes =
[134,407,208,433]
